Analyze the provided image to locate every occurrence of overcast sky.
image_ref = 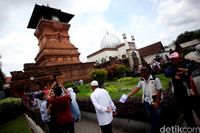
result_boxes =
[0,0,200,77]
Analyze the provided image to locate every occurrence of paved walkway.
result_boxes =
[74,117,129,133]
[25,113,130,133]
[74,111,149,133]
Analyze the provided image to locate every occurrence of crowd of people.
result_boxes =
[21,44,200,133]
[126,44,200,132]
[23,81,81,133]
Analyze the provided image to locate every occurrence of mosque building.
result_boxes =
[87,32,166,70]
[87,33,142,69]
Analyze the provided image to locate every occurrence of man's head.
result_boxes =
[139,67,150,79]
[169,51,182,63]
[50,91,55,97]
[53,86,62,96]
[90,80,99,91]
[38,92,46,100]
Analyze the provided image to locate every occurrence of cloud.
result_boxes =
[156,0,200,28]
[0,0,112,76]
[1,0,200,77]
[70,14,119,62]
[154,0,200,44]
[64,0,111,14]
[122,15,164,48]
[0,1,32,31]
[0,31,38,76]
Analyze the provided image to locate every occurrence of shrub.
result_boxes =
[106,64,118,80]
[0,97,23,124]
[105,85,118,94]
[116,64,129,78]
[106,64,130,80]
[64,82,74,88]
[0,97,21,111]
[90,69,107,87]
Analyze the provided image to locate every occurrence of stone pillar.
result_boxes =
[123,33,134,70]
[131,35,141,66]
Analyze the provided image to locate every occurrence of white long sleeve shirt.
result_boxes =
[90,88,116,126]
[40,100,50,122]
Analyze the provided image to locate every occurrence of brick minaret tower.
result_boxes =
[27,4,80,67]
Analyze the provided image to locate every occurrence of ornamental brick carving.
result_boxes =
[35,19,80,67]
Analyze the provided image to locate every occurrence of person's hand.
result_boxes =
[152,102,159,111]
[106,107,112,113]
[127,93,131,98]
[113,111,117,116]
[53,81,57,85]
[58,82,65,88]
[175,75,181,79]
[189,89,195,96]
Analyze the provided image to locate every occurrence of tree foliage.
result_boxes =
[175,29,200,45]
[106,64,130,80]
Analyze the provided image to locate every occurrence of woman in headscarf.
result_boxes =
[67,87,81,122]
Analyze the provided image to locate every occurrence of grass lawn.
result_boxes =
[0,115,31,133]
[77,74,170,100]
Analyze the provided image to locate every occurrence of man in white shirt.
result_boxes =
[127,67,162,133]
[90,80,116,133]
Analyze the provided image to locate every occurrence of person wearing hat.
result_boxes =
[90,80,116,133]
[67,87,81,122]
[165,51,196,127]
[186,44,200,125]
[127,67,163,133]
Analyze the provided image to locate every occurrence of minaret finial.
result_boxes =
[47,2,50,7]
[131,35,135,41]
[122,33,126,39]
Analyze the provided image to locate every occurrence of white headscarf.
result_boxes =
[67,87,74,93]
[67,87,76,101]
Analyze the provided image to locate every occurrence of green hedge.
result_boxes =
[0,97,23,124]
[90,69,107,87]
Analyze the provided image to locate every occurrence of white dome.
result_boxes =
[100,33,121,49]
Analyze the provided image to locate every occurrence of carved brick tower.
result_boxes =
[10,4,94,97]
[27,4,80,66]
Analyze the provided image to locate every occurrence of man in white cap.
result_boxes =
[90,80,116,133]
